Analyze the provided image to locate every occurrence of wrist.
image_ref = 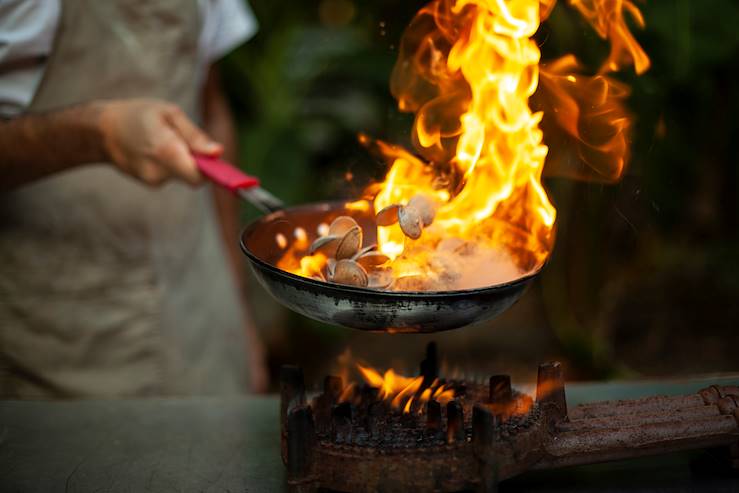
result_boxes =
[93,99,118,164]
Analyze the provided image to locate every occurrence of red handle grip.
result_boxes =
[193,154,259,192]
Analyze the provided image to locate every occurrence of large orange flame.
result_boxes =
[369,0,649,278]
[373,0,556,276]
[280,0,649,290]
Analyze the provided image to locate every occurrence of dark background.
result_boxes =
[219,0,739,388]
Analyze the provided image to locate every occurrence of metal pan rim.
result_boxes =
[240,200,545,299]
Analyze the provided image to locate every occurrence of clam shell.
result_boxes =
[308,234,341,256]
[331,259,368,287]
[408,194,436,226]
[355,251,390,268]
[329,216,359,236]
[395,273,445,291]
[367,269,393,289]
[398,205,423,239]
[351,244,377,260]
[326,258,337,278]
[375,204,401,227]
[335,225,362,260]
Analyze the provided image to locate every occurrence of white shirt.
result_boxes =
[0,0,257,117]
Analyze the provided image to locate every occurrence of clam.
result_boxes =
[375,204,401,227]
[392,275,435,291]
[377,194,437,239]
[355,251,390,268]
[335,225,362,260]
[309,234,341,256]
[408,194,436,226]
[367,269,393,289]
[326,258,337,278]
[331,259,369,287]
[352,244,377,259]
[398,205,423,240]
[329,216,359,236]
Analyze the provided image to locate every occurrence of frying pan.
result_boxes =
[196,155,542,333]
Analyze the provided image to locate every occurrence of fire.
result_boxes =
[374,0,556,275]
[276,227,328,280]
[280,0,649,290]
[564,0,650,75]
[354,364,456,413]
[333,356,456,414]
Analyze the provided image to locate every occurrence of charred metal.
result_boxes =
[279,344,739,492]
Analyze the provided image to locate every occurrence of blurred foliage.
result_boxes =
[220,0,739,383]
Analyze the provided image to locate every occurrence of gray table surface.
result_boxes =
[1,376,738,493]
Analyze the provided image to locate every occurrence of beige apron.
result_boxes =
[0,0,250,398]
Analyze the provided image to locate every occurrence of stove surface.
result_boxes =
[1,378,738,493]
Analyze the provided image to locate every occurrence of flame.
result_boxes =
[372,0,556,275]
[280,0,649,288]
[567,0,650,74]
[534,54,633,181]
[354,364,455,413]
[276,225,327,278]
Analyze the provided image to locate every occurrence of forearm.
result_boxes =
[0,102,107,190]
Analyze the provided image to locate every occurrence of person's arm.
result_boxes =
[0,99,221,191]
[202,64,268,393]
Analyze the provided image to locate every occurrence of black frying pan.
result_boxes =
[240,201,542,333]
[197,156,542,333]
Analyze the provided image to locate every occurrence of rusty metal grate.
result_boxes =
[280,344,739,492]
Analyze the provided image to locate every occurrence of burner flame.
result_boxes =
[349,364,455,414]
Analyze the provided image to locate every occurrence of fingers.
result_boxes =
[164,106,222,157]
[106,101,219,187]
[152,129,202,186]
[137,163,169,187]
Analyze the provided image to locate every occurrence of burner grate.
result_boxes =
[280,344,739,493]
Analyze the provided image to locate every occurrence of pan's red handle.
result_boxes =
[193,153,259,192]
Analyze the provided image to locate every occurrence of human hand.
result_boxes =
[99,98,222,186]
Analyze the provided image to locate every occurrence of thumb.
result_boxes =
[165,106,223,157]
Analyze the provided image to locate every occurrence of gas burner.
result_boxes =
[280,344,739,492]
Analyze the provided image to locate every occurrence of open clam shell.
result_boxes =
[355,251,390,268]
[375,204,401,227]
[309,234,342,256]
[367,269,393,289]
[352,244,377,259]
[326,258,337,278]
[309,235,341,256]
[335,225,363,260]
[398,205,423,239]
[328,216,359,236]
[408,194,436,226]
[331,259,369,287]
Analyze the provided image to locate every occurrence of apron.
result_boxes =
[0,0,250,398]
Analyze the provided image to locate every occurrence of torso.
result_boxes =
[0,0,250,398]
